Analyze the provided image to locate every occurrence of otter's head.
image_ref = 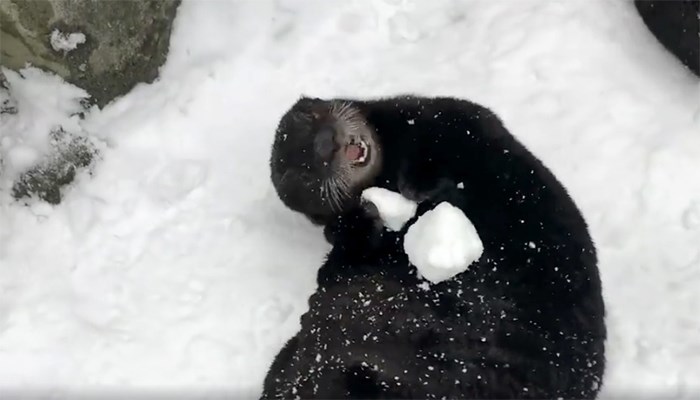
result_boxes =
[270,97,382,225]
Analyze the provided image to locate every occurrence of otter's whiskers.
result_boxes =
[321,166,352,213]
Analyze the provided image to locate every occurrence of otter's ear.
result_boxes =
[296,95,315,106]
[269,168,287,193]
[296,95,326,106]
[270,170,302,211]
[290,96,316,114]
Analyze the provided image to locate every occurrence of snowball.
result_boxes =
[361,187,417,231]
[404,202,483,284]
[50,29,86,53]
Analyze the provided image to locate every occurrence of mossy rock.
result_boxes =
[0,69,17,114]
[0,0,181,107]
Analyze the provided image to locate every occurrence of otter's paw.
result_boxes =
[404,201,483,284]
[398,174,461,204]
[361,187,418,232]
[407,178,466,219]
[323,201,384,248]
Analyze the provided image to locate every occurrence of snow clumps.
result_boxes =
[361,186,483,283]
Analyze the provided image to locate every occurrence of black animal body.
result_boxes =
[635,0,699,77]
[263,96,606,399]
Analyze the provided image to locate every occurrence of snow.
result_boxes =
[0,67,89,182]
[361,187,481,283]
[49,30,87,53]
[0,0,699,398]
[361,187,417,231]
[3,143,39,173]
[404,202,484,284]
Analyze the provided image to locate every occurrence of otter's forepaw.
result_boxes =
[398,175,460,204]
[397,175,429,203]
[323,202,384,248]
[404,178,464,216]
[360,187,418,232]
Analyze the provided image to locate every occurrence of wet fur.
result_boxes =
[263,96,606,399]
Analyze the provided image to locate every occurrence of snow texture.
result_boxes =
[50,30,87,53]
[361,186,417,231]
[0,68,89,182]
[404,202,483,284]
[1,0,699,398]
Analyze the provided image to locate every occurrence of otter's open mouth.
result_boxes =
[344,138,369,165]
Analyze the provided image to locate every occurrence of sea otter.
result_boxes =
[263,95,606,399]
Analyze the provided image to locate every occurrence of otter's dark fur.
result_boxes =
[635,0,699,77]
[264,96,606,399]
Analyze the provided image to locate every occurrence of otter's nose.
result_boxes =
[314,126,338,161]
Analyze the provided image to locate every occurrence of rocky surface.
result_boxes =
[0,70,17,114]
[1,0,180,204]
[0,0,181,108]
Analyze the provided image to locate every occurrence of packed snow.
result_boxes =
[0,68,88,179]
[1,0,699,399]
[49,30,87,53]
[361,186,417,231]
[404,202,483,284]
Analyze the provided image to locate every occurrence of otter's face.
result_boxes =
[270,97,382,225]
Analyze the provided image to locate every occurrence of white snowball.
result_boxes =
[361,187,417,231]
[404,202,483,284]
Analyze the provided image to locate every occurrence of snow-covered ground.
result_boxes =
[1,0,699,398]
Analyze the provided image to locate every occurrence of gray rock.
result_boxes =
[2,0,181,204]
[0,0,181,108]
[0,69,18,114]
